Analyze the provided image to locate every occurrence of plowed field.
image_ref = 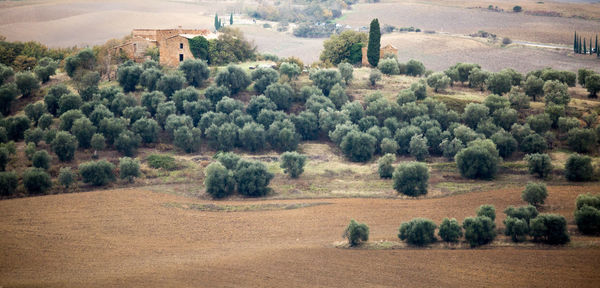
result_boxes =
[1,185,599,287]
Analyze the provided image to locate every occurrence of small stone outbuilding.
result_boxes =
[361,44,399,66]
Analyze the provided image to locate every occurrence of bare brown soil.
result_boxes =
[1,184,599,287]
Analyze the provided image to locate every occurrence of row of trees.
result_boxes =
[573,32,599,57]
[344,204,570,247]
[0,156,140,197]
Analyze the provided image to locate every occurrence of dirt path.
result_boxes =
[1,184,599,287]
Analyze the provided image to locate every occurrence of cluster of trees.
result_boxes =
[0,37,74,71]
[0,154,140,196]
[249,0,358,26]
[343,203,571,248]
[203,152,273,198]
[573,32,599,57]
[203,151,306,199]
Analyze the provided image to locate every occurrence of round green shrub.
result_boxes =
[23,168,52,195]
[398,218,437,246]
[438,218,463,243]
[462,216,496,247]
[392,161,429,196]
[529,214,570,245]
[280,151,307,179]
[522,182,548,207]
[377,153,395,179]
[565,154,594,182]
[79,160,116,186]
[343,219,369,247]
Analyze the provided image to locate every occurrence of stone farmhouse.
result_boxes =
[361,44,399,66]
[113,28,217,67]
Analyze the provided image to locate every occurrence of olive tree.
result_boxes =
[179,59,210,87]
[251,67,279,94]
[398,218,437,246]
[462,216,496,247]
[23,168,52,194]
[393,162,429,196]
[119,157,141,183]
[280,151,307,178]
[79,160,116,186]
[530,214,570,244]
[525,153,553,178]
[51,131,78,162]
[377,153,395,179]
[234,159,273,197]
[522,182,548,207]
[565,154,594,182]
[343,219,369,247]
[438,218,463,243]
[204,162,235,199]
[455,139,500,180]
[215,64,251,95]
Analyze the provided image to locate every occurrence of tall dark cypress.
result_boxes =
[573,31,577,53]
[589,36,593,54]
[580,38,583,54]
[596,34,600,58]
[367,18,381,67]
[214,13,220,30]
[584,38,587,54]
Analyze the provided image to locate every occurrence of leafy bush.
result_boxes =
[23,168,52,195]
[526,113,552,134]
[462,216,496,247]
[529,214,570,244]
[343,219,369,247]
[310,69,342,95]
[522,182,548,207]
[543,80,570,106]
[520,134,547,154]
[79,160,116,186]
[119,157,141,183]
[215,65,251,95]
[146,154,177,170]
[398,218,437,246]
[173,126,202,153]
[280,151,307,178]
[179,59,210,87]
[377,153,395,179]
[338,63,353,84]
[157,73,185,97]
[565,154,594,182]
[377,58,399,75]
[15,72,40,97]
[393,162,429,196]
[51,131,78,162]
[204,162,236,199]
[280,62,301,80]
[369,69,382,86]
[504,217,529,242]
[409,134,429,161]
[575,194,600,210]
[90,133,106,151]
[0,172,18,197]
[439,138,464,160]
[486,72,512,95]
[234,159,273,197]
[251,67,279,94]
[117,64,143,92]
[267,120,299,152]
[455,139,500,180]
[574,205,600,235]
[490,130,517,159]
[567,128,597,153]
[265,82,294,110]
[340,130,376,162]
[0,83,19,116]
[0,147,8,171]
[70,117,96,149]
[426,72,451,92]
[380,138,399,155]
[114,130,141,157]
[405,59,425,76]
[525,153,553,178]
[477,204,496,221]
[58,167,75,189]
[438,218,463,243]
[32,150,51,170]
[504,205,539,225]
[238,122,266,152]
[462,103,489,129]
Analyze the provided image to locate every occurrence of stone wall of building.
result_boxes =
[160,35,195,67]
[361,44,399,67]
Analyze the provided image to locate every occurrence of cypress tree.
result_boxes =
[573,31,577,53]
[589,36,593,54]
[584,38,587,54]
[214,14,220,30]
[596,34,600,58]
[580,38,583,54]
[230,12,233,25]
[367,18,381,67]
[219,18,222,29]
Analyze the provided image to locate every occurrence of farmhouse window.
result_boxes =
[179,54,184,62]
[180,43,183,49]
